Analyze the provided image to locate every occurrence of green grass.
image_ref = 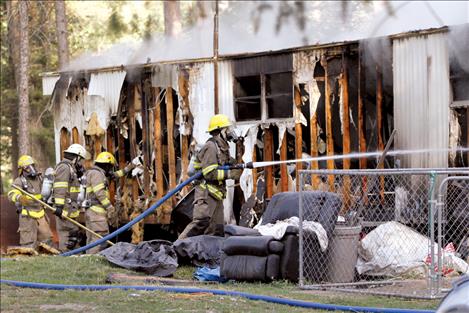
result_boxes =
[0,256,439,313]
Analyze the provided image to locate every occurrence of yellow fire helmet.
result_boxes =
[207,114,232,132]
[95,152,116,166]
[18,155,35,169]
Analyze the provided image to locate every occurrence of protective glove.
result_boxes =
[123,162,136,174]
[228,168,243,181]
[106,205,119,228]
[54,206,63,218]
[18,195,35,207]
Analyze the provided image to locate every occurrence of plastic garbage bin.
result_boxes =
[327,224,362,283]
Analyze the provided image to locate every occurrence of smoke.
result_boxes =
[448,24,469,74]
[65,1,468,72]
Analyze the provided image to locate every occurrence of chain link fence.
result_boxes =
[298,168,469,299]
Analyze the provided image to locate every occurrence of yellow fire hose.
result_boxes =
[12,185,114,246]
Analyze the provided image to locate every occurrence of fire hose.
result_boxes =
[0,279,434,313]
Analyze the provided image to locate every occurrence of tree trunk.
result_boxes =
[18,0,31,156]
[164,1,182,37]
[6,0,20,176]
[55,0,69,69]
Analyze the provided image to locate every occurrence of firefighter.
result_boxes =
[8,155,53,247]
[52,143,88,252]
[178,114,242,239]
[84,151,136,254]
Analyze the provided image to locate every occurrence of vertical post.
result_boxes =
[264,127,274,198]
[107,127,116,205]
[141,81,150,198]
[166,87,177,205]
[213,0,219,114]
[60,128,70,159]
[342,54,351,211]
[358,47,367,170]
[358,46,368,201]
[72,127,80,144]
[295,86,303,191]
[467,108,469,166]
[252,147,258,194]
[153,87,164,200]
[298,171,304,286]
[310,85,319,189]
[280,133,288,191]
[376,64,385,203]
[322,56,335,191]
[128,84,139,201]
[117,126,126,204]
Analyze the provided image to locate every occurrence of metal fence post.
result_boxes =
[298,171,304,287]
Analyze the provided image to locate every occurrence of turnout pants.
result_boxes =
[85,209,109,254]
[18,214,53,247]
[178,185,224,239]
[55,216,79,252]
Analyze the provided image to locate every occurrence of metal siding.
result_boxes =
[42,75,60,95]
[393,32,449,168]
[87,70,126,116]
[233,54,293,77]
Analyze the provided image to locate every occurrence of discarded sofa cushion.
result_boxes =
[222,235,282,256]
[100,240,177,276]
[261,191,341,236]
[173,235,225,268]
[221,254,280,281]
[224,224,261,237]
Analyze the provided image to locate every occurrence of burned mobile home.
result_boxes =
[42,25,469,240]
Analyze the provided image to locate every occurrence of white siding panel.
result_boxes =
[393,32,449,168]
[42,75,60,95]
[88,70,126,117]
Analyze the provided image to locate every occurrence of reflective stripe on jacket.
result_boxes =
[85,166,111,216]
[8,175,45,219]
[52,159,80,216]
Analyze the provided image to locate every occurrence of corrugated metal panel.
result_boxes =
[218,60,235,122]
[188,62,215,146]
[151,64,179,91]
[42,75,60,95]
[393,32,449,168]
[233,53,293,77]
[88,70,126,116]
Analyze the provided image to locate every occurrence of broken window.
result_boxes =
[233,54,294,122]
[266,72,293,118]
[234,75,262,121]
[449,25,469,107]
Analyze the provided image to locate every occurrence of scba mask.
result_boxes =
[221,126,239,143]
[24,165,38,178]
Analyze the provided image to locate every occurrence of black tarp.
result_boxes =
[100,240,178,276]
[173,235,225,268]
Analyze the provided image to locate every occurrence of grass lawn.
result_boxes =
[0,256,438,313]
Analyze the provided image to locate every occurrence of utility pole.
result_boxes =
[213,0,219,114]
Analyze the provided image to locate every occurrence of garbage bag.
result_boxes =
[173,235,224,268]
[100,240,178,276]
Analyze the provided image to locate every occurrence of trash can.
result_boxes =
[327,224,362,283]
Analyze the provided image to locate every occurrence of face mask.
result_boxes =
[222,127,239,143]
[75,158,85,177]
[24,165,38,177]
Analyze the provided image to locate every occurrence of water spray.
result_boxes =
[234,147,469,169]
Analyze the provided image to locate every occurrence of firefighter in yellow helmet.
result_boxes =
[52,143,88,252]
[8,155,53,247]
[178,114,242,239]
[84,151,136,253]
